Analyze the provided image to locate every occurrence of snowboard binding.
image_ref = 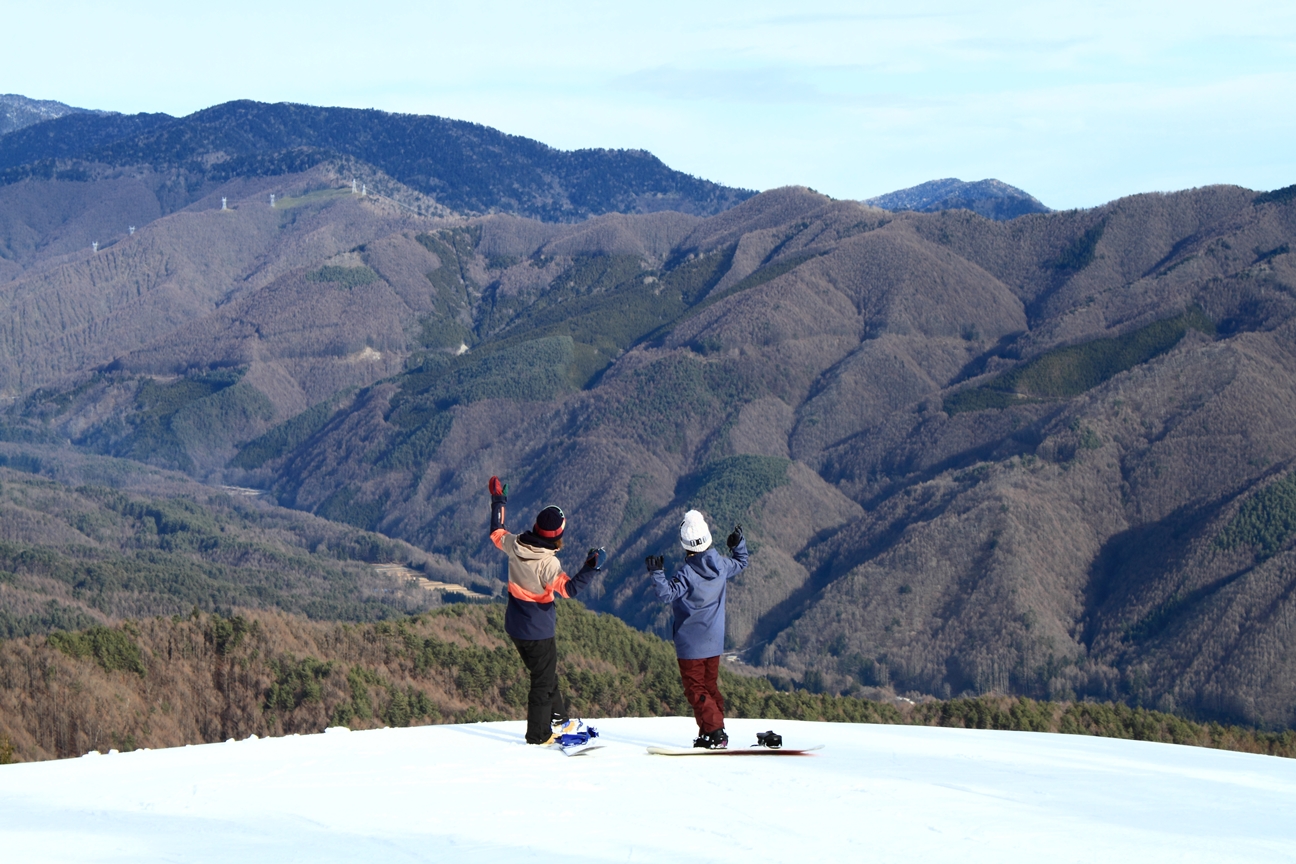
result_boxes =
[554,723,599,748]
[755,730,782,749]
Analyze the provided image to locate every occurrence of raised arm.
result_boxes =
[560,548,606,599]
[648,555,690,603]
[489,476,508,549]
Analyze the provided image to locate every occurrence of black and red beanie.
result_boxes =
[532,506,566,539]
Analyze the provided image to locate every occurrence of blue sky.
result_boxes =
[5,1,1294,209]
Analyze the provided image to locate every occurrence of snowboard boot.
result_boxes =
[552,717,580,736]
[693,728,728,749]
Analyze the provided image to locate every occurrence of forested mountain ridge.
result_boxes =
[0,111,173,174]
[0,99,753,221]
[3,96,1296,729]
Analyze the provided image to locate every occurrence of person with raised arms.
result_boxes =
[488,475,605,745]
[646,510,748,749]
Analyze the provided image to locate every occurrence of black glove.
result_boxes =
[727,525,743,550]
[585,547,607,571]
[645,554,664,573]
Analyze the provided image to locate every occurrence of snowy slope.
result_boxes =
[1,717,1294,863]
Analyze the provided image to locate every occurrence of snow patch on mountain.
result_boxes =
[0,94,105,137]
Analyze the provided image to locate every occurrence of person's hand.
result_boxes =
[488,476,508,503]
[586,547,607,571]
[645,554,664,573]
[726,525,743,550]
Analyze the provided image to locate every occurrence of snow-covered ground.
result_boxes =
[2,717,1294,862]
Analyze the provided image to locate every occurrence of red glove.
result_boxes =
[489,476,507,533]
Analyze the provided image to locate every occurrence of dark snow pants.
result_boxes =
[511,637,568,744]
[678,656,725,734]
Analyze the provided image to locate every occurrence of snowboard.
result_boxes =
[555,742,606,757]
[646,744,824,756]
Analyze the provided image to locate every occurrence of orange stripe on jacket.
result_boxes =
[507,572,570,603]
[493,530,569,602]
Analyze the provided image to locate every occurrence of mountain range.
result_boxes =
[2,95,1295,731]
[0,100,753,222]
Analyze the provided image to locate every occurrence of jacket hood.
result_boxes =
[685,549,725,580]
[514,539,556,561]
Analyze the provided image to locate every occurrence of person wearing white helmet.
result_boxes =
[646,509,748,749]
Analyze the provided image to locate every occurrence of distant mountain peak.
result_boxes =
[0,94,108,137]
[865,177,1050,221]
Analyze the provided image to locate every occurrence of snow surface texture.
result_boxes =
[2,717,1294,863]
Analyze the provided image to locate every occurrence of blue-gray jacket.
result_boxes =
[650,539,748,660]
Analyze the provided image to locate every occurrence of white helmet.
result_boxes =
[679,509,712,552]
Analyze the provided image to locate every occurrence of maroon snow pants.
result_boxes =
[678,656,725,733]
